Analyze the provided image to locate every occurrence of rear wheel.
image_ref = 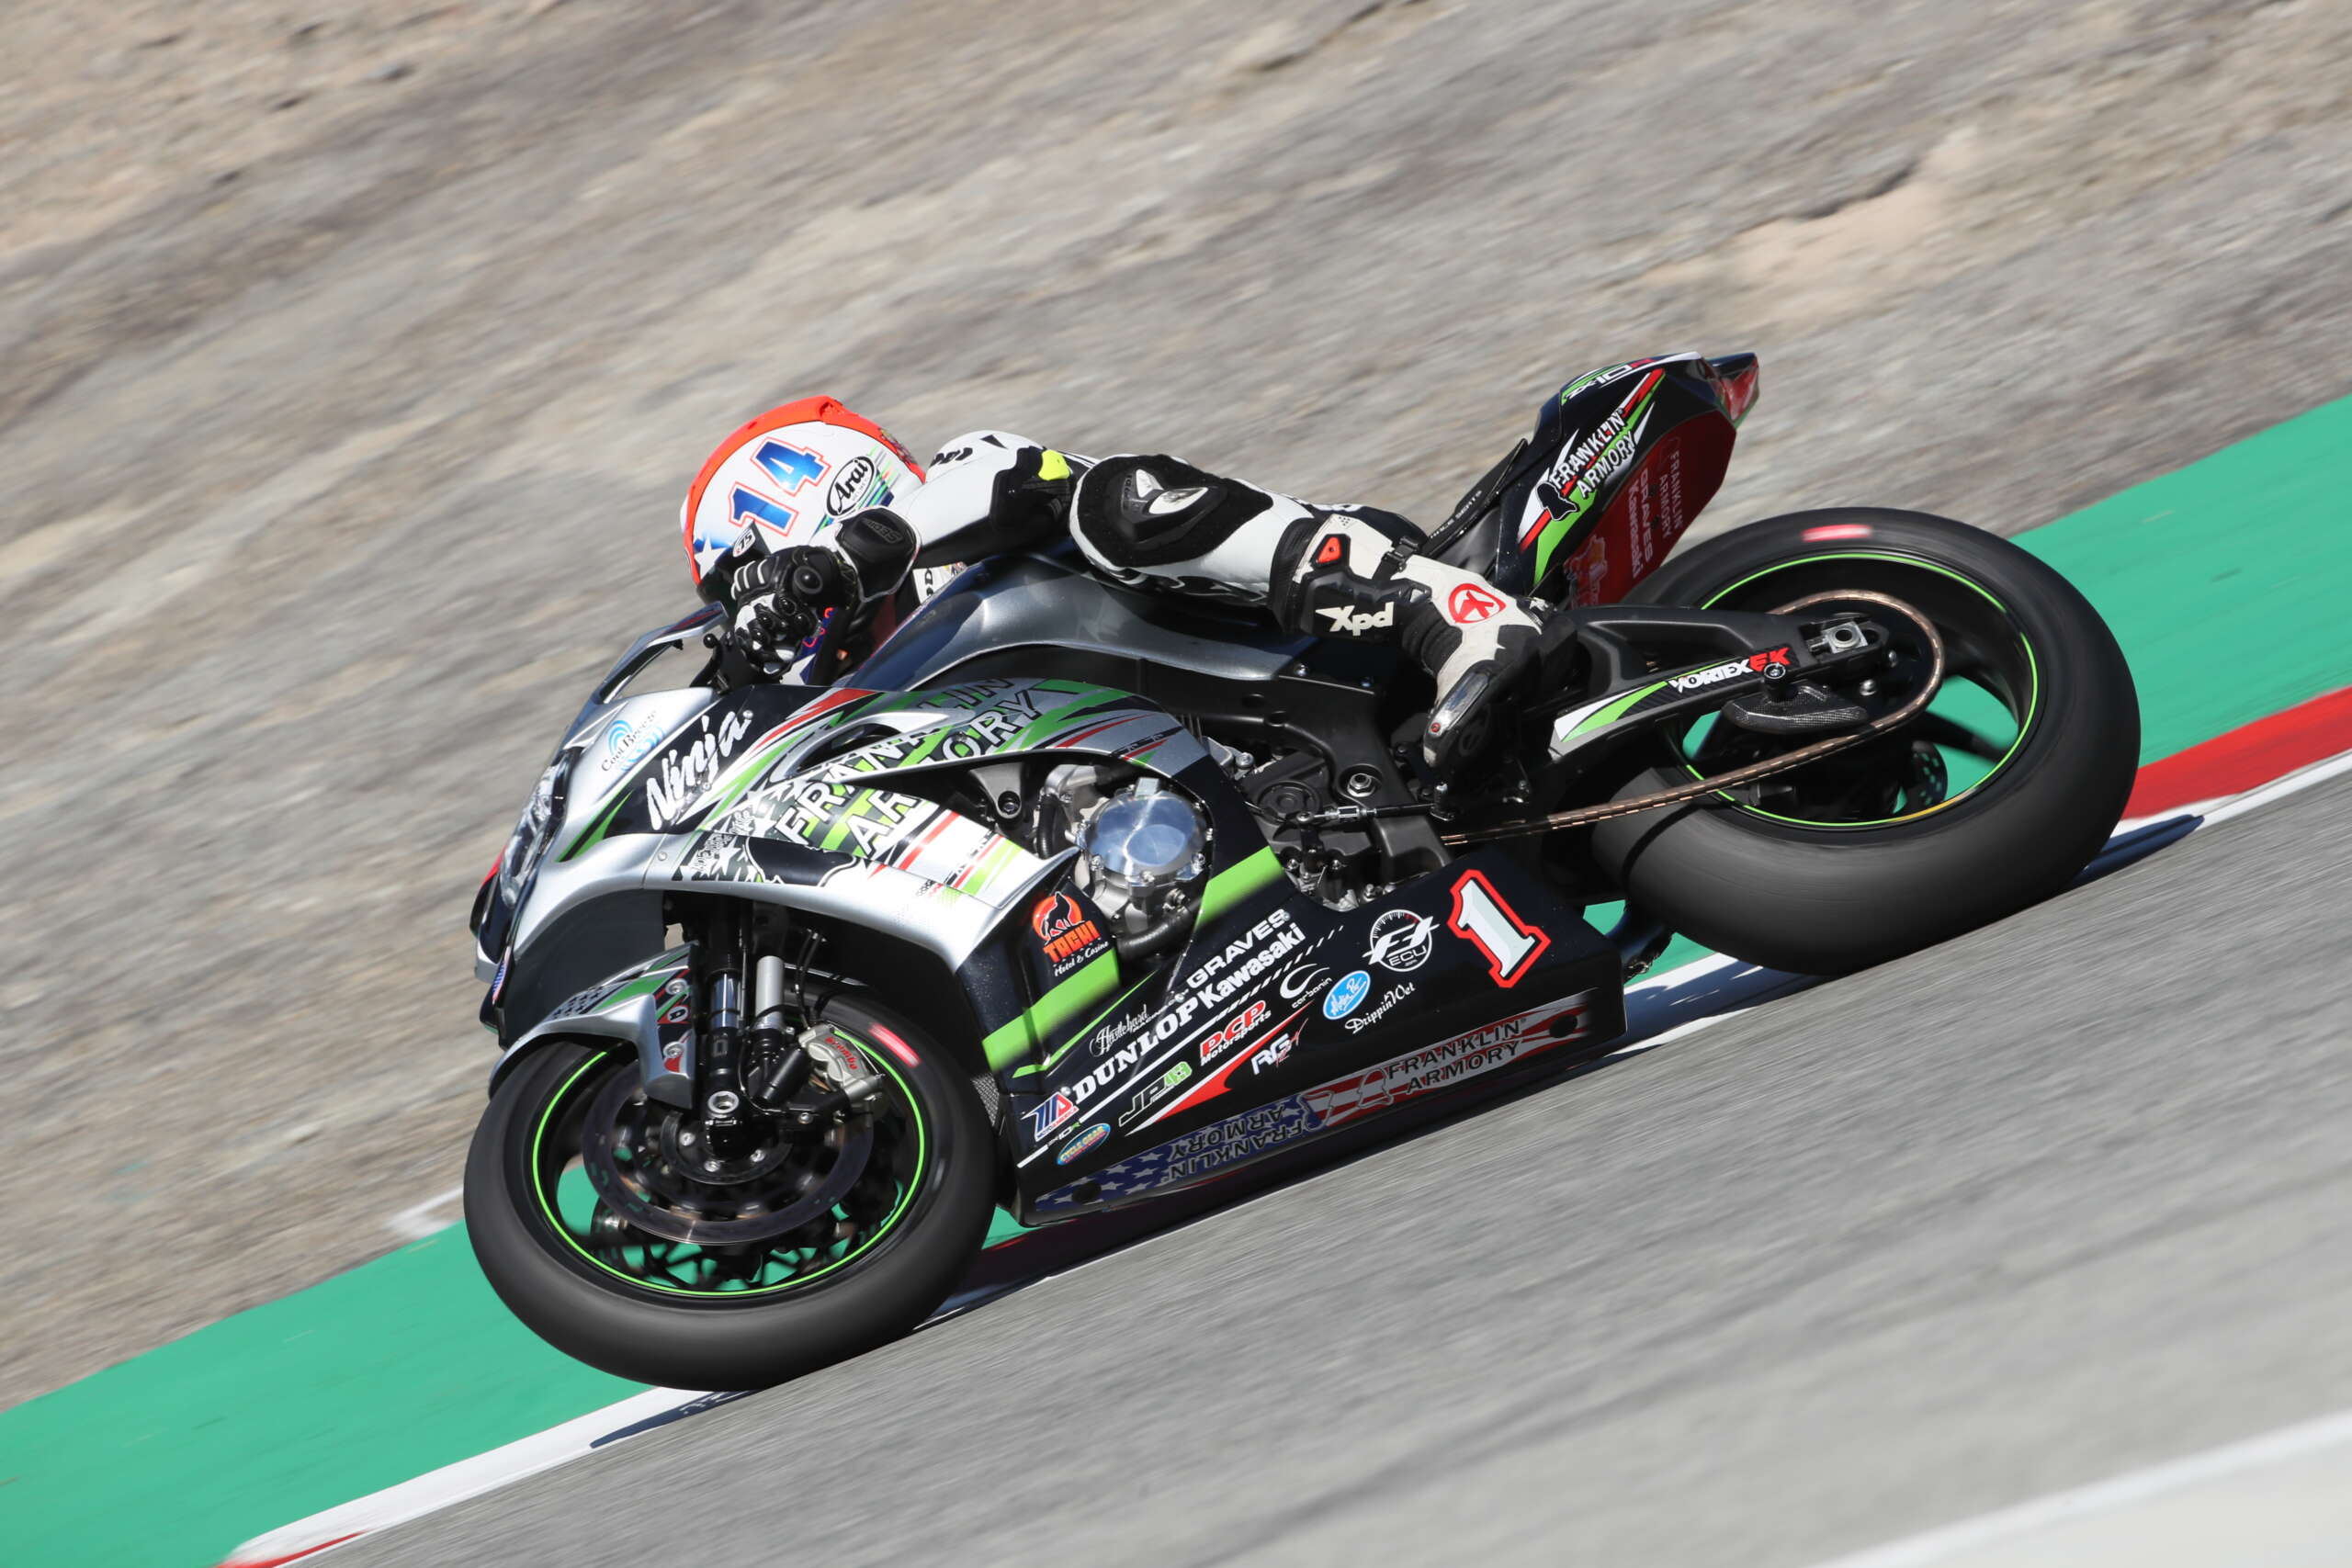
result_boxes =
[1589,508,2138,974]
[466,992,993,1389]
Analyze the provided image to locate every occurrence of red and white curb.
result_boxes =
[2115,683,2352,830]
[223,704,2352,1568]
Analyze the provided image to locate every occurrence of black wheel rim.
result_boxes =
[524,1031,930,1299]
[1677,550,2041,828]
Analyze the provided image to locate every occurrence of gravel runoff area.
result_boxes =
[4,0,2351,1407]
[331,701,2352,1567]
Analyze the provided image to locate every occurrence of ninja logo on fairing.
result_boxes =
[647,708,756,829]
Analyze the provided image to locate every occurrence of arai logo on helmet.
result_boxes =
[826,455,876,518]
[1324,970,1373,1020]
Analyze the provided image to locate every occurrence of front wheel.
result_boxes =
[1589,508,2139,975]
[466,993,994,1389]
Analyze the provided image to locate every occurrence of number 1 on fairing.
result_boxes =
[1448,870,1551,987]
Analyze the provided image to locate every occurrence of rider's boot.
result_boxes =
[1268,513,1544,777]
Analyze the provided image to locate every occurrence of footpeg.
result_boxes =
[1721,681,1868,735]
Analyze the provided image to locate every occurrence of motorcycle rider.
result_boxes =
[681,396,1544,776]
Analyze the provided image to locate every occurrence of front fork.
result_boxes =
[682,901,867,1151]
[694,902,750,1129]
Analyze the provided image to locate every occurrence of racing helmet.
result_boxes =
[680,396,924,594]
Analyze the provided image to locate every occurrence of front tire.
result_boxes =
[1590,508,2138,975]
[466,992,994,1389]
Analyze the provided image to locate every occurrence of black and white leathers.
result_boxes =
[821,432,1544,774]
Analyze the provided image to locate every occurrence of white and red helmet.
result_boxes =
[680,396,924,590]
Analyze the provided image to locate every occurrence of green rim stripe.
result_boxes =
[1687,550,2041,827]
[1702,550,2017,616]
[981,948,1123,1072]
[528,1041,926,1299]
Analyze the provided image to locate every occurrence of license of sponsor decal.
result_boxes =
[1365,909,1434,972]
[1668,645,1790,694]
[1324,970,1372,1019]
[1056,1122,1112,1165]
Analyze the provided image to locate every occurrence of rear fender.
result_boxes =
[488,946,696,1107]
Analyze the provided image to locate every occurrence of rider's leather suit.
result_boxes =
[729,431,1542,775]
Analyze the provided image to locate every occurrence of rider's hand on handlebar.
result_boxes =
[729,590,818,668]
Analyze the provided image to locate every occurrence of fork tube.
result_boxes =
[746,948,812,1109]
[700,903,746,1120]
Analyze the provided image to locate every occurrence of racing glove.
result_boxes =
[719,507,919,670]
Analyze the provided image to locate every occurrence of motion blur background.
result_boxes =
[4,0,2349,1416]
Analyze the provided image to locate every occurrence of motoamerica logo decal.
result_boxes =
[1029,1091,1078,1142]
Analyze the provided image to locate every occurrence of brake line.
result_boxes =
[1441,590,1947,845]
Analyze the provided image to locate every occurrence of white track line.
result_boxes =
[1804,1406,2352,1568]
[2198,745,2352,827]
[226,745,2352,1567]
[217,1387,741,1568]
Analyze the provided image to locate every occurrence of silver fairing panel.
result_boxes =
[492,947,697,1105]
[498,661,1225,1043]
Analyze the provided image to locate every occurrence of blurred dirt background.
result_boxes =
[2,0,2347,1408]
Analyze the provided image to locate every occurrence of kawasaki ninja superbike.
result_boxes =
[467,352,2138,1387]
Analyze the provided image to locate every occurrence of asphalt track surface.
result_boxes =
[335,774,2352,1566]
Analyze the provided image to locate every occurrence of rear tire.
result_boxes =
[466,992,994,1389]
[1589,508,2138,975]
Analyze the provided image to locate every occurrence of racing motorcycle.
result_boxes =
[467,352,2138,1388]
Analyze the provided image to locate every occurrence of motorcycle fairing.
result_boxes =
[488,946,699,1107]
[1003,847,1624,1217]
[498,667,1250,1086]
